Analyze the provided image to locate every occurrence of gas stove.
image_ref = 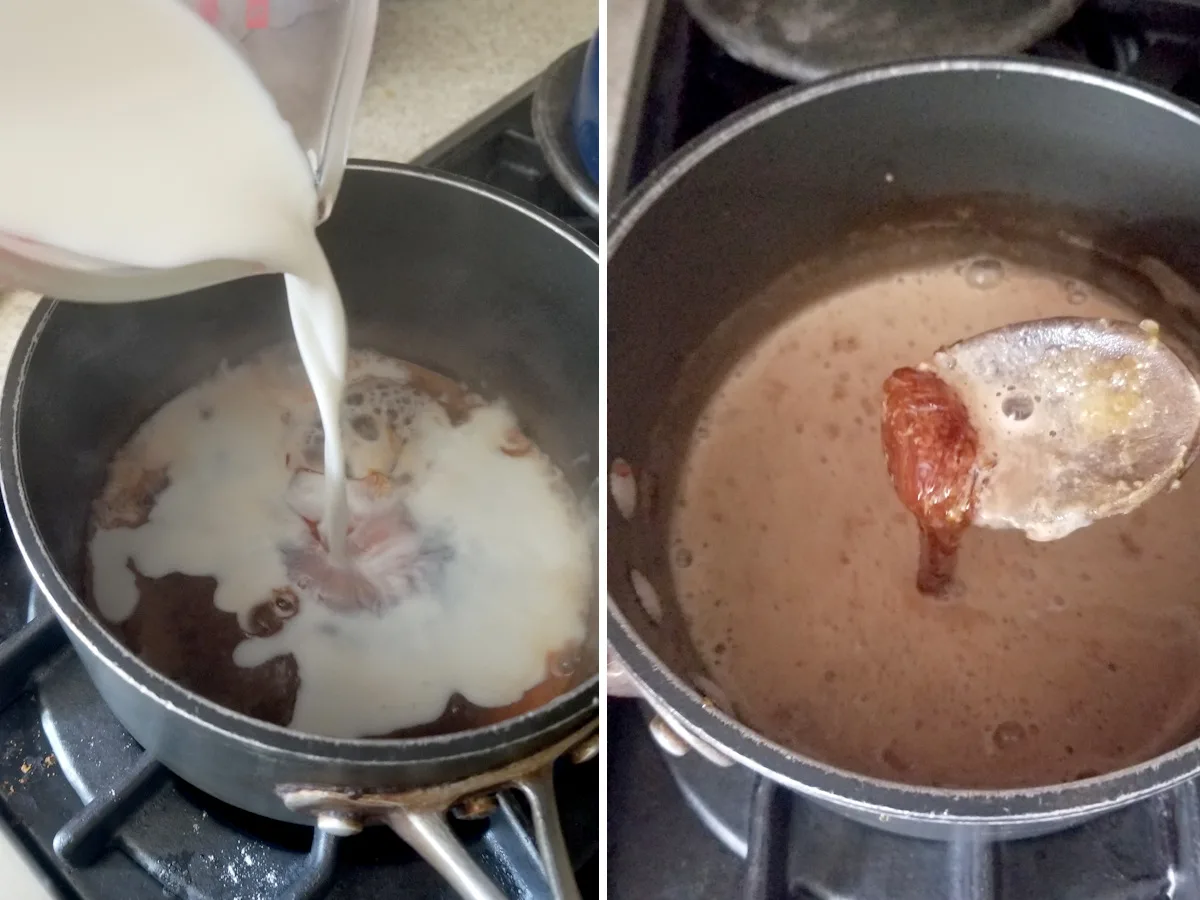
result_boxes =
[0,78,598,900]
[608,2,1200,899]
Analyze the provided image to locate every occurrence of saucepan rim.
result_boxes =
[2,160,600,764]
[607,56,1200,823]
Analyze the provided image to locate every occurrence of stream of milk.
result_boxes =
[0,0,351,554]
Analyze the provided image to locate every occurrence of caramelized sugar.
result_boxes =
[881,367,982,595]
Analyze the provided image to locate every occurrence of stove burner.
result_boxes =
[0,86,598,900]
[665,723,1200,900]
[611,700,1200,900]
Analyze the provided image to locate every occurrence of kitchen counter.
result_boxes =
[355,0,597,162]
[606,0,652,172]
[0,1,594,896]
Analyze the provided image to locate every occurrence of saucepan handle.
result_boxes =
[383,765,581,900]
[514,766,582,900]
[280,720,597,900]
[383,809,509,900]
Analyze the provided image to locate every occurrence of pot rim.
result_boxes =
[607,56,1200,823]
[2,160,599,765]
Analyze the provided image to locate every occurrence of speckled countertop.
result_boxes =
[355,0,597,161]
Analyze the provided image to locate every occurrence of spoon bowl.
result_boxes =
[928,316,1200,540]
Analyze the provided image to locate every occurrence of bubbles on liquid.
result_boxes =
[674,545,694,569]
[991,720,1027,750]
[963,257,1005,290]
[1001,393,1035,421]
[272,587,299,617]
[1065,279,1088,306]
[880,741,911,773]
[297,374,431,473]
[350,414,379,441]
[551,648,580,677]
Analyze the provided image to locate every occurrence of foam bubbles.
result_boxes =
[991,720,1028,750]
[963,257,1005,290]
[1001,393,1036,421]
[673,543,694,569]
[1065,279,1089,306]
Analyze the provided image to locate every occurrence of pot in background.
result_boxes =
[608,58,1200,840]
[572,32,600,186]
[533,39,600,218]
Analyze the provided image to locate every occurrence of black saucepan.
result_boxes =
[3,161,598,899]
[608,58,1200,841]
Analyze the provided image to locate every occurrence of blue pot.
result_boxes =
[571,32,600,186]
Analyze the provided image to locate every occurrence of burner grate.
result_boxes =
[738,777,1196,900]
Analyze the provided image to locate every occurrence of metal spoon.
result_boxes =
[924,316,1200,541]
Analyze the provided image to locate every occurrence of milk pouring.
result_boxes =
[0,0,354,550]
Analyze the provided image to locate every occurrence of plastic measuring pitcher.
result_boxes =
[0,0,378,303]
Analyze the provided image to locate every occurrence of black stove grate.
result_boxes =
[414,87,599,245]
[609,2,1200,899]
[610,699,1200,900]
[0,84,598,900]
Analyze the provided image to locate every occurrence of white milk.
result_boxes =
[89,351,593,737]
[0,0,350,552]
